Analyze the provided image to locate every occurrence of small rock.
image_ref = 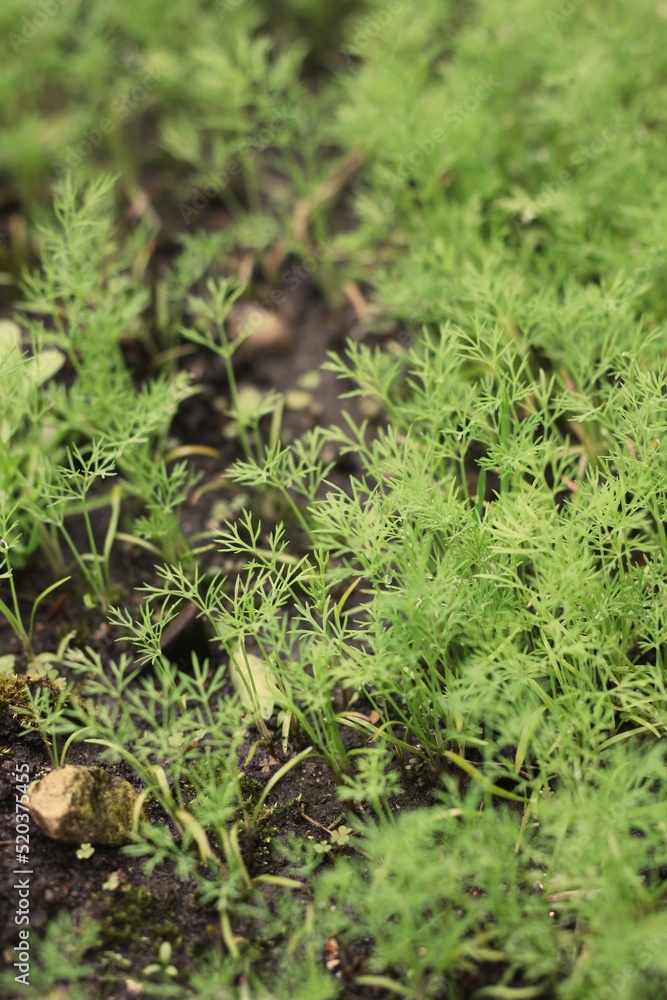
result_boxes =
[29,765,140,847]
[297,369,321,390]
[285,389,314,411]
[226,303,293,356]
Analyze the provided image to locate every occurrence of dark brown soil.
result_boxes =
[0,271,435,999]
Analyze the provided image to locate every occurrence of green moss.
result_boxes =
[93,884,182,954]
[0,675,60,718]
[239,773,264,807]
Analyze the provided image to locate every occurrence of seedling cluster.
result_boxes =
[1,0,667,997]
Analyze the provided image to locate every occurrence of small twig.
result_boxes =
[292,152,364,241]
[343,281,373,323]
[547,889,600,902]
[298,803,370,858]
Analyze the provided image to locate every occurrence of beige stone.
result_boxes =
[29,765,139,847]
[226,303,293,356]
